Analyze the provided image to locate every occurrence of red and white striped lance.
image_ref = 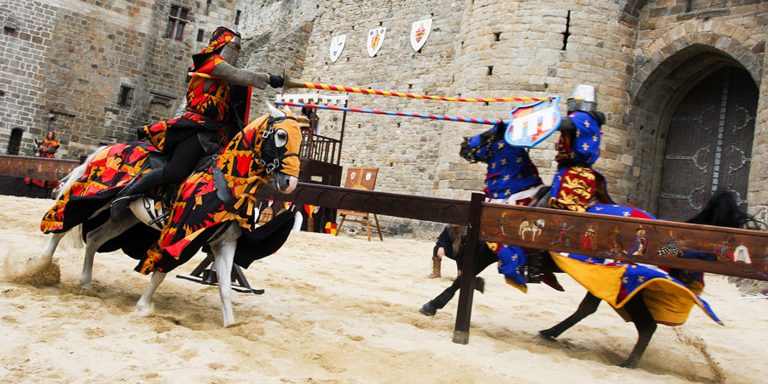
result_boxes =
[285,77,550,103]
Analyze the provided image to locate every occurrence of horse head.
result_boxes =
[261,103,301,194]
[231,103,302,195]
[459,122,506,163]
[686,190,760,229]
[459,121,543,201]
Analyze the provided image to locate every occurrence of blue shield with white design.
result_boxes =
[503,96,561,148]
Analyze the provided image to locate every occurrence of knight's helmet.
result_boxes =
[193,26,241,67]
[566,84,597,113]
[218,33,241,65]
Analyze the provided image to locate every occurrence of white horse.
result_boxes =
[41,105,302,326]
[519,218,544,241]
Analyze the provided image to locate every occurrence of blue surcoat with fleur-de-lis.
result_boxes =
[549,111,614,211]
[466,133,543,200]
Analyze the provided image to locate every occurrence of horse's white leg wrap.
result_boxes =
[210,225,240,327]
[135,271,166,316]
[81,216,139,289]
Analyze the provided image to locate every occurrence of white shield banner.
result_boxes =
[410,19,432,51]
[367,27,386,57]
[503,96,562,148]
[329,34,346,63]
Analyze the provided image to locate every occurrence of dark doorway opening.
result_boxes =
[657,67,757,220]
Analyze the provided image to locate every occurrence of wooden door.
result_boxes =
[658,67,757,221]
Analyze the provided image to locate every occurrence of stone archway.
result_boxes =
[626,43,760,219]
[657,67,757,220]
[630,22,763,95]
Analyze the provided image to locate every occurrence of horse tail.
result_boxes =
[687,190,763,229]
[55,146,106,200]
[64,223,85,249]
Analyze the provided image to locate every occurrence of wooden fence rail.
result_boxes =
[274,183,768,343]
[0,155,79,180]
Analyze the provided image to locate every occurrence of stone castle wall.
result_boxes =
[0,0,239,159]
[0,0,765,235]
[233,0,765,234]
[0,0,57,156]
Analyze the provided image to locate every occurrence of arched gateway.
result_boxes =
[659,67,758,221]
[628,41,761,222]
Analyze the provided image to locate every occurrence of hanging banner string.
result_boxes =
[275,101,503,125]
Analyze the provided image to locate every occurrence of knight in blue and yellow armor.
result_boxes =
[549,84,614,211]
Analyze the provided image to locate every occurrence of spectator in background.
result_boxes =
[26,130,61,193]
[34,130,60,158]
[301,106,319,135]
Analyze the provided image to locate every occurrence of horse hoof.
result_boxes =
[538,330,557,341]
[419,302,437,316]
[619,360,638,369]
[133,304,153,317]
[474,277,485,294]
[79,282,92,290]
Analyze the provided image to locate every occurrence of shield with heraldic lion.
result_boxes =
[330,34,346,63]
[367,27,386,57]
[410,18,432,51]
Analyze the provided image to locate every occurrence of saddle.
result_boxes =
[134,151,236,226]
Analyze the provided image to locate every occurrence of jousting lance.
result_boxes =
[283,76,550,103]
[274,101,503,125]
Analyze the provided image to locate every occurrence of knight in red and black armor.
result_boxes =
[110,26,284,220]
[548,85,613,212]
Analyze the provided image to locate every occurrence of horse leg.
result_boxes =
[135,270,167,316]
[539,292,601,339]
[419,244,494,316]
[80,216,139,289]
[210,226,239,327]
[619,293,657,368]
[42,232,64,260]
[419,277,461,316]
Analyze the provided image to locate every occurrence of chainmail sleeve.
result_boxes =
[211,61,270,89]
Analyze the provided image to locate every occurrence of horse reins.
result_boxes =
[230,103,298,176]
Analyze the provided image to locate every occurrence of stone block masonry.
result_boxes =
[0,0,764,238]
[0,0,239,159]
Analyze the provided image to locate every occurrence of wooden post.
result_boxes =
[453,192,485,344]
[338,101,347,165]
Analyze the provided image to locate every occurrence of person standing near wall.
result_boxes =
[34,130,60,158]
[25,130,61,193]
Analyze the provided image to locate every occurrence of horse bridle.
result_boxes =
[234,115,299,176]
[228,97,298,176]
[258,116,299,175]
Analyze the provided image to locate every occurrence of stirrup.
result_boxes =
[109,194,139,222]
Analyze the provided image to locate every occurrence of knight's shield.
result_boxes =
[503,96,562,148]
[330,34,346,63]
[410,19,432,51]
[367,27,386,57]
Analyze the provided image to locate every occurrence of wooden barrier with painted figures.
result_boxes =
[0,155,79,180]
[268,183,768,343]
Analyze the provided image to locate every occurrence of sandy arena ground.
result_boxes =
[1,195,766,383]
